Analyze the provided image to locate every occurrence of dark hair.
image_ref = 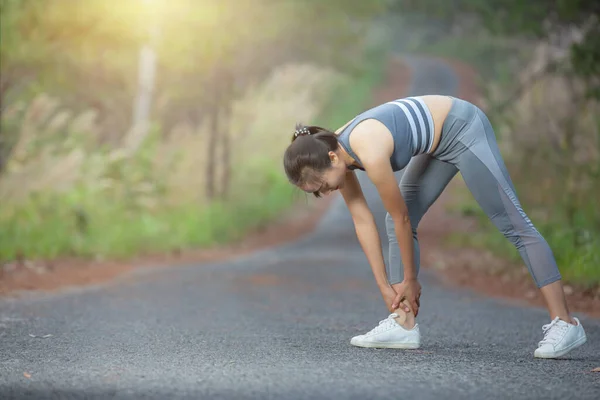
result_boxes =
[283,123,339,197]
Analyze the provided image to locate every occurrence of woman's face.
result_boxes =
[300,151,347,196]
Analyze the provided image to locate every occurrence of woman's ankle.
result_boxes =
[393,305,416,329]
[553,315,576,325]
[540,280,574,324]
[395,315,415,329]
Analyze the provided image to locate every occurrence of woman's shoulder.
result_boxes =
[348,119,395,160]
[350,118,393,141]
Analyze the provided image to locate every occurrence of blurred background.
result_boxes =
[0,0,598,288]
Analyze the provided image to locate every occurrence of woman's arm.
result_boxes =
[339,168,413,314]
[349,120,421,313]
[339,171,389,289]
[361,158,416,281]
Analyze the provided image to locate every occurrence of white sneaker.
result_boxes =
[350,313,420,349]
[534,317,587,359]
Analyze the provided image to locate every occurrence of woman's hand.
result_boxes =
[391,279,422,317]
[381,285,411,314]
[381,285,400,313]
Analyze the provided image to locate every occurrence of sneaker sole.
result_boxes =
[350,341,420,349]
[534,335,587,359]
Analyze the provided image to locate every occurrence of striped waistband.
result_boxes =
[386,97,435,154]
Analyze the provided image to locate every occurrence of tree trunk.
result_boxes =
[205,66,222,201]
[206,92,219,201]
[0,77,10,174]
[563,74,579,240]
[219,69,234,200]
[0,96,5,173]
[220,121,231,200]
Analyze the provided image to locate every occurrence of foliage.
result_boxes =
[491,65,600,286]
[0,55,387,261]
[390,0,600,98]
[0,0,390,198]
[0,0,393,262]
[384,1,600,285]
[0,0,387,107]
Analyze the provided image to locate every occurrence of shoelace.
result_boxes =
[539,317,568,346]
[366,313,399,336]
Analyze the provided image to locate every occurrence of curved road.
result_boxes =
[1,55,599,399]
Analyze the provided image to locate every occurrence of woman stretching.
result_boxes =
[283,95,587,359]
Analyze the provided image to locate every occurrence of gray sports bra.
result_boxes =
[336,96,436,172]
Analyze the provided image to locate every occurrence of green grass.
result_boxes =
[0,49,388,263]
[0,161,298,261]
[0,166,295,260]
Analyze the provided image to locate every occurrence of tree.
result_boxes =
[0,0,389,195]
[390,0,600,98]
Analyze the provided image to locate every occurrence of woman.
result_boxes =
[282,95,587,358]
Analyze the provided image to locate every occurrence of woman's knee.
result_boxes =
[386,212,418,239]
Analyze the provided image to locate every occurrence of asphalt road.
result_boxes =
[1,55,599,400]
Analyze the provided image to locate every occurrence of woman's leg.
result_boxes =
[449,106,587,358]
[453,108,572,319]
[385,154,458,327]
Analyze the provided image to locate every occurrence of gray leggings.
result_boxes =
[385,97,561,288]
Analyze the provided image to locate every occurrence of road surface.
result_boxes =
[1,55,598,400]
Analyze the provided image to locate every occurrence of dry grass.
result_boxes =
[1,63,343,206]
[0,63,347,260]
